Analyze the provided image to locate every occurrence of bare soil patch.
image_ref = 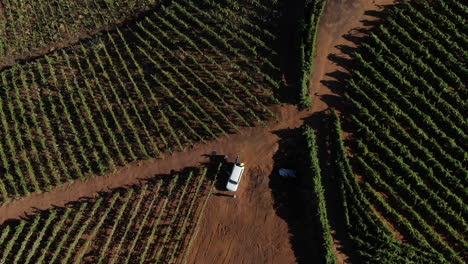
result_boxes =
[186,166,296,264]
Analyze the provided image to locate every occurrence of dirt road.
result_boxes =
[310,0,395,114]
[0,105,308,224]
[188,0,395,263]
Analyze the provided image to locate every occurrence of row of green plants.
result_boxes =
[325,1,467,263]
[299,3,466,261]
[0,0,281,203]
[0,166,220,264]
[301,125,336,264]
[294,0,327,109]
[328,111,444,263]
[0,0,158,64]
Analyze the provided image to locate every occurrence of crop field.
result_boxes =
[0,0,466,263]
[0,165,220,264]
[0,0,281,203]
[301,0,467,263]
[0,0,159,64]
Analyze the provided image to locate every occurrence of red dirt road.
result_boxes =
[188,0,395,263]
[0,105,307,224]
[310,0,395,114]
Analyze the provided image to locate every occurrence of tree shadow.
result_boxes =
[270,2,397,262]
[268,125,313,263]
[320,94,344,112]
[268,110,335,263]
[275,0,305,104]
[305,111,357,262]
[364,9,389,19]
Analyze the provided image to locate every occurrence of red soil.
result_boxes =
[0,105,307,225]
[188,0,395,263]
[0,0,396,263]
[311,0,396,114]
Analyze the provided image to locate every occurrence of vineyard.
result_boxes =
[303,0,467,263]
[301,125,335,263]
[0,0,281,203]
[0,164,220,264]
[0,0,467,263]
[0,0,159,66]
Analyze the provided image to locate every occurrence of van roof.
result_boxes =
[229,164,244,182]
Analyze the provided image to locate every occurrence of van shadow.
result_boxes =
[201,153,235,191]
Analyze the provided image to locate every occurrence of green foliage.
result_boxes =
[0,166,221,263]
[0,0,159,64]
[295,0,327,109]
[330,0,468,262]
[302,125,337,264]
[0,0,281,203]
[328,111,447,263]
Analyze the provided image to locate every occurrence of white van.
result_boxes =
[226,161,245,192]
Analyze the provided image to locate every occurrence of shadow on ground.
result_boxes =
[268,3,396,262]
[268,111,335,263]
